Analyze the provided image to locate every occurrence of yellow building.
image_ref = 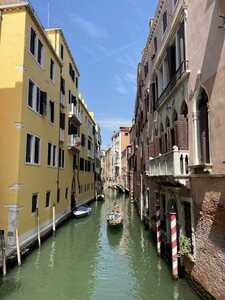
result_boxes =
[0,1,98,255]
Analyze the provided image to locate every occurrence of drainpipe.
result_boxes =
[140,173,143,221]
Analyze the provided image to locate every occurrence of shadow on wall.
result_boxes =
[200,0,225,96]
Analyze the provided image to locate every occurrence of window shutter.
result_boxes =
[40,91,47,115]
[28,80,34,107]
[219,0,225,17]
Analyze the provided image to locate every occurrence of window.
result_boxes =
[162,11,167,33]
[50,59,55,81]
[37,39,44,66]
[88,140,91,150]
[32,193,38,213]
[26,134,40,164]
[60,44,64,61]
[28,79,47,115]
[48,143,57,167]
[65,188,68,199]
[125,132,129,136]
[61,77,65,95]
[81,134,86,147]
[30,27,36,56]
[69,63,75,82]
[58,148,65,168]
[57,189,60,203]
[80,157,84,171]
[76,77,78,89]
[49,101,55,123]
[52,145,57,167]
[45,191,51,208]
[154,37,157,53]
[60,113,65,130]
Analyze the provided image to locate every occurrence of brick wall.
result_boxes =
[187,176,225,299]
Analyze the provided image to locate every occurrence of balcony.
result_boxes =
[87,149,94,159]
[156,60,189,109]
[68,135,81,151]
[59,128,65,142]
[68,104,82,125]
[147,147,189,185]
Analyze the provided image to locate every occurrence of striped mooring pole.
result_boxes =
[155,204,161,256]
[169,211,178,279]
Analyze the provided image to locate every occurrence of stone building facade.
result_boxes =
[131,0,225,298]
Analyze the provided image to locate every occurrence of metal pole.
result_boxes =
[156,204,161,256]
[1,234,6,276]
[15,228,21,266]
[169,211,178,279]
[37,208,41,248]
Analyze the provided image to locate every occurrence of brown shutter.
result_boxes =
[219,0,225,17]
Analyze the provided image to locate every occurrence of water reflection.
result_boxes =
[0,191,199,300]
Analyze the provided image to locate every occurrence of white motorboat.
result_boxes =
[73,205,92,218]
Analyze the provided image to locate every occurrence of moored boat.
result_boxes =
[96,194,105,201]
[107,206,123,228]
[73,205,92,218]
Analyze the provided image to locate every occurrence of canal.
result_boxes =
[0,191,199,300]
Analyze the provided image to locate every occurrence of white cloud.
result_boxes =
[70,14,108,39]
[98,118,131,130]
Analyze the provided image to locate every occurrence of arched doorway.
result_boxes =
[197,87,210,164]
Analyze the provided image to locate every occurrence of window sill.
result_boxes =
[25,162,41,167]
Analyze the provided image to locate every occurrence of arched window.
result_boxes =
[160,123,164,153]
[180,101,189,149]
[171,110,178,148]
[165,117,170,152]
[197,87,210,164]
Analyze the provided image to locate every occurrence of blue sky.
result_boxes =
[31,0,157,148]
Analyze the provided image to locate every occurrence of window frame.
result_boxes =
[25,133,41,166]
[31,193,38,214]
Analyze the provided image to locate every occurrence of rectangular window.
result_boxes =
[163,11,167,33]
[60,44,64,61]
[154,37,157,53]
[45,191,51,208]
[58,148,64,169]
[61,77,65,95]
[32,193,38,213]
[76,77,78,89]
[28,79,34,108]
[52,145,56,167]
[26,133,40,165]
[62,150,65,168]
[60,113,65,130]
[81,134,86,147]
[48,143,52,166]
[65,188,68,199]
[26,133,33,163]
[88,140,91,150]
[34,137,40,164]
[69,63,75,82]
[50,59,55,81]
[36,87,40,113]
[37,39,44,66]
[40,91,47,115]
[49,101,55,123]
[80,157,84,171]
[30,27,36,56]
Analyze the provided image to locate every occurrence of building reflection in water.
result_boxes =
[48,240,56,269]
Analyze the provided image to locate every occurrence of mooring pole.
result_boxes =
[156,204,161,256]
[1,234,6,276]
[52,205,56,233]
[15,228,21,266]
[169,211,178,279]
[37,208,41,248]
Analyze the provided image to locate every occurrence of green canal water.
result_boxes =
[0,191,199,300]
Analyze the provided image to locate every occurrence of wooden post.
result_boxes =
[169,211,178,279]
[37,208,41,248]
[156,204,161,256]
[15,228,21,266]
[52,205,56,233]
[1,234,6,276]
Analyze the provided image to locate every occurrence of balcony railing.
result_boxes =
[59,128,65,142]
[87,149,94,159]
[156,60,189,108]
[68,104,82,125]
[68,135,81,151]
[147,147,189,179]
